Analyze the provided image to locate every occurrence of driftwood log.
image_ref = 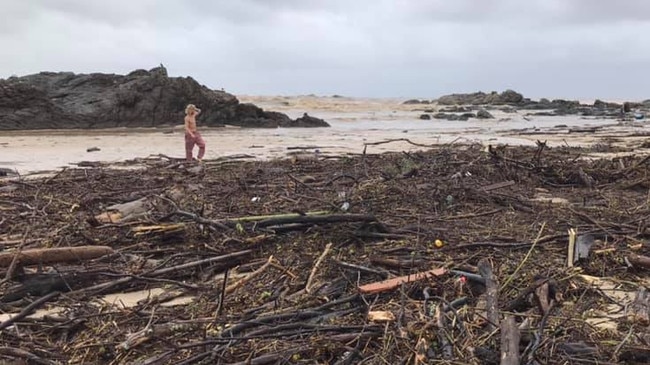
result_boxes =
[500,315,520,365]
[0,246,114,267]
[478,259,499,331]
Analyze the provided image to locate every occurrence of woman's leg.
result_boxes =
[185,133,196,161]
[195,132,206,160]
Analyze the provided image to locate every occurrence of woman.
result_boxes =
[184,104,206,161]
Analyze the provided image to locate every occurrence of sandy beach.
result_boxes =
[1,96,648,175]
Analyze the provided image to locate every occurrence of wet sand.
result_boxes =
[1,96,648,175]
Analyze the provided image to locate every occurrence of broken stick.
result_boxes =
[305,243,333,294]
[357,268,447,294]
[226,256,274,294]
[626,253,650,270]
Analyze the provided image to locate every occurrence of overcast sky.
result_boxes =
[2,0,650,100]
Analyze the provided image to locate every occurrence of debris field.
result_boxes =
[1,142,650,364]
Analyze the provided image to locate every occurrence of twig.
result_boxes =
[2,230,27,283]
[0,291,61,331]
[118,307,157,350]
[226,256,274,294]
[306,243,333,293]
[525,300,555,363]
[440,208,503,221]
[216,269,229,316]
[612,326,635,361]
[501,222,546,290]
[0,347,56,365]
[335,260,390,279]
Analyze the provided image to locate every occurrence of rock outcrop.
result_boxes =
[436,90,524,105]
[431,89,649,118]
[0,66,329,130]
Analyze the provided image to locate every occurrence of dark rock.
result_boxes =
[0,66,330,130]
[476,109,494,119]
[436,89,523,105]
[403,99,429,105]
[499,89,524,104]
[423,109,434,113]
[439,106,471,113]
[433,90,630,119]
[528,111,557,117]
[593,99,620,109]
[291,113,330,128]
[432,112,475,121]
[0,167,16,176]
[419,114,431,120]
[87,147,100,152]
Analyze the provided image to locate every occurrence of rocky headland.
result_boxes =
[0,66,329,130]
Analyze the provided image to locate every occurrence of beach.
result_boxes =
[2,95,647,175]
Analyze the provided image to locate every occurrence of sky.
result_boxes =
[1,0,650,100]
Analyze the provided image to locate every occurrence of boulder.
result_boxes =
[476,109,494,119]
[432,112,475,121]
[419,114,431,120]
[291,113,330,128]
[0,66,330,130]
[593,99,621,109]
[439,106,472,113]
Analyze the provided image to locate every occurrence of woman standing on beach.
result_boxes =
[184,104,206,162]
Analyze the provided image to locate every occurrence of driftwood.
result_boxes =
[69,250,252,296]
[0,347,56,365]
[0,291,61,331]
[478,259,498,332]
[7,144,650,363]
[626,253,650,269]
[435,304,453,359]
[253,213,376,228]
[357,268,447,294]
[500,315,520,365]
[627,288,649,325]
[0,246,114,267]
[95,197,151,223]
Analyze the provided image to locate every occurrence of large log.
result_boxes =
[0,246,114,267]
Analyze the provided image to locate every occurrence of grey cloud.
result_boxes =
[1,0,650,99]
